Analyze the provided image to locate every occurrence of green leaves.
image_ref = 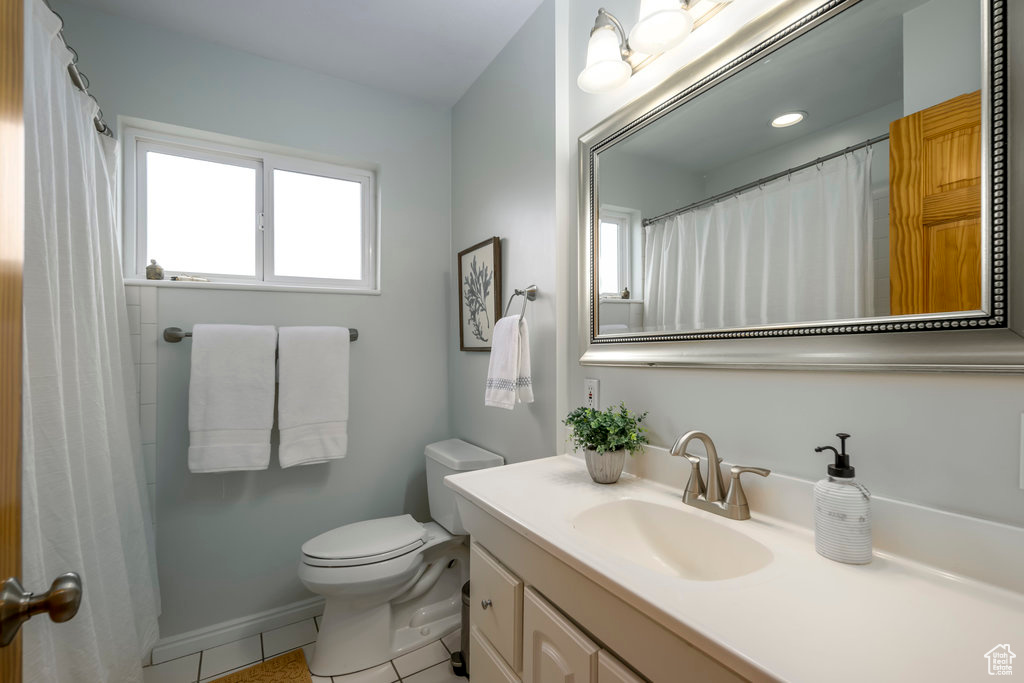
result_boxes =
[563,402,649,456]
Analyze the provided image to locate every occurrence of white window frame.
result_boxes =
[598,208,632,298]
[123,124,378,292]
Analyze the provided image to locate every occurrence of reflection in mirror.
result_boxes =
[594,0,985,336]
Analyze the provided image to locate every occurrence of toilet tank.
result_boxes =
[425,439,503,534]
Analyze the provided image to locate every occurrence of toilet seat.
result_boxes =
[302,514,428,568]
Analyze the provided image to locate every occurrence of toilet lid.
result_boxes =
[302,514,427,564]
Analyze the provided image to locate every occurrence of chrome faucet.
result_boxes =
[669,430,770,520]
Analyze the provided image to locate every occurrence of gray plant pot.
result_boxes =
[584,448,626,484]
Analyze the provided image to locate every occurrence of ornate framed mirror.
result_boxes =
[579,0,1024,371]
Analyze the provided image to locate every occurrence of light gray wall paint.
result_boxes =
[702,101,900,197]
[903,0,982,115]
[598,151,703,218]
[449,0,558,464]
[566,0,1024,528]
[55,2,453,637]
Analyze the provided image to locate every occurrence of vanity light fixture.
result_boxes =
[578,11,633,94]
[771,111,807,128]
[578,1,729,94]
[629,0,694,55]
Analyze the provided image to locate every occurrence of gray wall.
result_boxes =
[598,151,703,218]
[56,2,453,637]
[702,101,900,197]
[448,0,559,464]
[903,0,982,115]
[565,0,1024,528]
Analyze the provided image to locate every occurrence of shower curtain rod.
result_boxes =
[41,0,113,137]
[641,133,889,227]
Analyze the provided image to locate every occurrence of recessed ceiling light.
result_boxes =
[771,111,806,128]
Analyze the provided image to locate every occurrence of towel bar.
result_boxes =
[503,285,537,321]
[163,327,359,343]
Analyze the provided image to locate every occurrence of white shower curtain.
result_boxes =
[22,1,160,681]
[644,147,874,331]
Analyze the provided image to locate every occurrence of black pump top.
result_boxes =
[814,432,855,478]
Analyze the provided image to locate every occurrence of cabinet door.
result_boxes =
[523,587,598,683]
[471,625,522,683]
[471,543,524,671]
[597,651,643,683]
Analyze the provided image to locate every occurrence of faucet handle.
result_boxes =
[684,455,706,498]
[724,466,771,520]
[671,450,705,499]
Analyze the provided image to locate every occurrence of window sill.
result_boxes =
[123,278,381,295]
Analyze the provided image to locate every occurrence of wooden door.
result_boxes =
[0,0,23,680]
[522,588,597,683]
[889,90,982,315]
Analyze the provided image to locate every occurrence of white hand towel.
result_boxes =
[188,324,278,473]
[485,316,534,410]
[277,326,350,467]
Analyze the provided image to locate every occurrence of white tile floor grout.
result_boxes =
[142,615,464,683]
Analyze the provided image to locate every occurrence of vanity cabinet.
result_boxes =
[462,514,748,682]
[470,624,521,683]
[470,542,523,672]
[471,543,645,683]
[598,651,644,683]
[523,587,598,683]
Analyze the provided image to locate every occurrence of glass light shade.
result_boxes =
[771,111,806,128]
[577,27,631,94]
[628,0,693,55]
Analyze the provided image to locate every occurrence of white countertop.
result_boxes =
[446,455,1024,683]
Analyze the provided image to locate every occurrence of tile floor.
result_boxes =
[142,616,464,683]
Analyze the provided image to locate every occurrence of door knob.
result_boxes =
[0,573,82,646]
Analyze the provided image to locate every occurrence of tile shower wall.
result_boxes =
[127,284,159,531]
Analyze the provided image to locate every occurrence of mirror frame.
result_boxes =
[579,0,1024,372]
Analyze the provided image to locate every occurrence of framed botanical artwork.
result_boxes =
[458,237,502,351]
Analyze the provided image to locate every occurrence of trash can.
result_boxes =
[450,581,470,677]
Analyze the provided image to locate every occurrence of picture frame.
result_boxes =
[458,237,502,351]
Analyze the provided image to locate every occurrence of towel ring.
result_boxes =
[503,285,538,322]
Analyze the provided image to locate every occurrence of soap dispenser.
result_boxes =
[812,433,872,564]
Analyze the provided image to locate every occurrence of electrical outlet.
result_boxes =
[584,379,600,410]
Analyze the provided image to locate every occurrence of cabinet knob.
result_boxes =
[480,599,492,610]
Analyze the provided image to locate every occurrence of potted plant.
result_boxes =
[564,403,648,484]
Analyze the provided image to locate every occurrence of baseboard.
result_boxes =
[151,596,325,665]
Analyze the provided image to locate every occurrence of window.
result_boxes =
[124,125,377,290]
[598,211,630,297]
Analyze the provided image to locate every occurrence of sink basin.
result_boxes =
[572,499,773,581]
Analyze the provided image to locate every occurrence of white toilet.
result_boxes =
[299,439,503,677]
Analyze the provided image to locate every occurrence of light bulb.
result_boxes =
[577,26,631,94]
[771,111,806,128]
[628,0,694,55]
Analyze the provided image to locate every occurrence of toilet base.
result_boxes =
[308,542,467,676]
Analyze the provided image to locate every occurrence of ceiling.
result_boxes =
[63,0,546,106]
[605,0,907,175]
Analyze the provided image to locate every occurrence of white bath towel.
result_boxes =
[277,326,350,467]
[485,316,534,410]
[188,324,278,473]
